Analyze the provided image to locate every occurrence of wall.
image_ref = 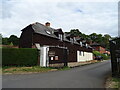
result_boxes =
[92,46,106,54]
[33,33,93,62]
[99,46,106,54]
[19,25,33,48]
[77,51,93,62]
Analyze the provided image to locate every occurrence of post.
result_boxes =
[63,49,68,67]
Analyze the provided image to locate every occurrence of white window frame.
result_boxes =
[59,34,63,41]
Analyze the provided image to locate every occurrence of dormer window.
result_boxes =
[86,43,88,48]
[73,37,76,42]
[45,29,51,35]
[59,34,63,41]
[70,38,74,43]
[80,41,82,46]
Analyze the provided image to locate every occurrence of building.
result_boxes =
[91,43,110,55]
[19,22,93,67]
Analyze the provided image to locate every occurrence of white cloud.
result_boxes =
[1,0,118,37]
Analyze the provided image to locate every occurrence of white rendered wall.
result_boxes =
[40,46,49,67]
[77,51,93,62]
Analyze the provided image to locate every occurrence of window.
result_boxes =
[79,51,81,56]
[80,41,82,46]
[86,43,88,48]
[80,51,84,56]
[45,30,51,34]
[70,38,74,43]
[73,37,76,42]
[59,34,63,41]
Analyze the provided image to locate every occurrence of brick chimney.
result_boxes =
[45,22,50,27]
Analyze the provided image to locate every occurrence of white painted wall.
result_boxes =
[77,51,93,62]
[40,46,49,67]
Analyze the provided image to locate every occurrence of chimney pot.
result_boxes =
[45,22,50,27]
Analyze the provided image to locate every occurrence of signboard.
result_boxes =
[48,51,55,57]
[115,49,120,57]
[55,56,59,60]
[51,57,54,60]
[115,50,120,53]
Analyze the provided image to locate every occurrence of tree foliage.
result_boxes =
[65,29,112,50]
[2,35,19,46]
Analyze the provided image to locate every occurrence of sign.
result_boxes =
[115,49,120,57]
[48,51,55,56]
[115,50,120,53]
[51,57,54,60]
[55,56,59,60]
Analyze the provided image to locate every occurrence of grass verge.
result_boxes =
[111,77,120,88]
[2,66,70,74]
[2,60,102,74]
[2,66,58,74]
[106,76,120,89]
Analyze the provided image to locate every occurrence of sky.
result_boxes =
[0,0,119,37]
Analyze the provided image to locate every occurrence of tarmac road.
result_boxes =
[2,60,111,88]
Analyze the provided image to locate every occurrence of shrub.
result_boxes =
[2,48,38,66]
[101,54,109,60]
[93,51,109,60]
[93,51,101,56]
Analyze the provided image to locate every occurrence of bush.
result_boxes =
[93,51,109,60]
[93,51,101,56]
[2,48,38,66]
[101,54,109,60]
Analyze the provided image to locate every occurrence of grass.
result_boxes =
[2,66,71,74]
[57,66,70,70]
[2,60,102,74]
[2,66,58,74]
[106,76,120,89]
[112,77,120,88]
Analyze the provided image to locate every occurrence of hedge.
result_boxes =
[2,48,38,66]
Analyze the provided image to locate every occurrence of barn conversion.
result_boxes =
[19,22,93,67]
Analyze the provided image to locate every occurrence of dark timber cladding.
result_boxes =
[19,25,33,48]
[19,22,93,62]
[49,47,67,64]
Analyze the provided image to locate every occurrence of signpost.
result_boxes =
[110,38,120,77]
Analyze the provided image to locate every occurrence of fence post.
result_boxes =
[110,38,120,77]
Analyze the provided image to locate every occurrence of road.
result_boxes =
[2,60,111,88]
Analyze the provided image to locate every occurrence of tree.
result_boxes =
[65,29,82,37]
[8,35,19,46]
[64,29,112,50]
[102,34,112,50]
[9,42,13,46]
[2,37,9,45]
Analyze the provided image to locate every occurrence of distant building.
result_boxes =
[91,43,110,55]
[19,22,93,67]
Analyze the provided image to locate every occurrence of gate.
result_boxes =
[110,37,120,77]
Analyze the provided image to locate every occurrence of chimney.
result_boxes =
[45,22,50,27]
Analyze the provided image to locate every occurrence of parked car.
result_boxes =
[95,56,103,61]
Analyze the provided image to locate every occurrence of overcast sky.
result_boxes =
[1,0,119,37]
